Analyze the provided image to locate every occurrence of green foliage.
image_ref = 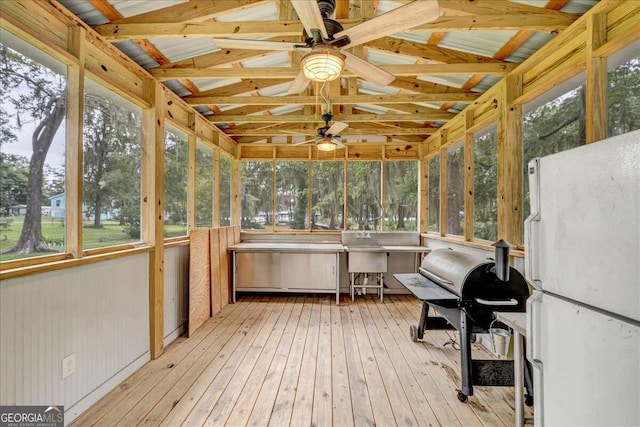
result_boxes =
[607,58,640,137]
[164,129,188,230]
[428,156,440,232]
[447,145,464,236]
[384,160,418,231]
[195,143,213,228]
[312,161,344,230]
[474,129,497,241]
[0,153,29,213]
[219,155,232,226]
[276,161,308,230]
[347,161,381,230]
[241,161,273,229]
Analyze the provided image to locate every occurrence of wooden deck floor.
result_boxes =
[72,295,532,426]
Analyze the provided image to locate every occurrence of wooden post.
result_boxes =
[439,144,448,237]
[464,112,475,241]
[213,134,221,228]
[65,26,85,258]
[497,75,523,246]
[586,14,607,143]
[187,120,196,231]
[418,145,429,235]
[142,80,165,359]
[231,157,242,227]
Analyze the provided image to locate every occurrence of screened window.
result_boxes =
[275,161,308,230]
[164,126,188,237]
[83,79,141,249]
[473,128,497,241]
[447,143,464,236]
[523,79,586,221]
[607,53,640,137]
[347,161,381,231]
[195,142,213,229]
[384,160,418,231]
[0,34,66,260]
[241,161,273,230]
[428,155,440,233]
[219,154,231,227]
[312,161,344,230]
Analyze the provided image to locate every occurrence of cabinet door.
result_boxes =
[280,253,336,290]
[235,252,280,288]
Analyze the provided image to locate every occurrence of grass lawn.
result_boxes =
[0,215,188,262]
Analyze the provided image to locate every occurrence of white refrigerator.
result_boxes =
[525,129,640,426]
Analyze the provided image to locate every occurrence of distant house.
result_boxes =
[50,193,114,221]
[9,204,27,216]
[50,193,65,218]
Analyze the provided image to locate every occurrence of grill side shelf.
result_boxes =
[394,273,459,305]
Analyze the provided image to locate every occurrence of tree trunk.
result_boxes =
[6,94,65,254]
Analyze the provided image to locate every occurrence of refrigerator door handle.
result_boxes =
[526,290,543,368]
[525,158,542,288]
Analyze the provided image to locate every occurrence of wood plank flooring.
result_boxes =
[72,295,533,426]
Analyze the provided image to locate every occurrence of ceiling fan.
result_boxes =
[288,111,349,151]
[213,0,441,92]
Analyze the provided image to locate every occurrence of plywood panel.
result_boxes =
[218,228,230,308]
[188,230,211,337]
[233,225,241,244]
[225,227,235,306]
[210,228,222,315]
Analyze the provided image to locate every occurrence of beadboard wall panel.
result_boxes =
[0,255,150,424]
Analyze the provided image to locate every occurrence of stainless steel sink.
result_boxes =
[342,231,388,273]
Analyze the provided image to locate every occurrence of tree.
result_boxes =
[0,44,65,254]
[384,161,418,230]
[312,161,344,230]
[164,131,188,226]
[83,92,141,229]
[347,161,382,230]
[241,161,272,228]
[0,153,30,214]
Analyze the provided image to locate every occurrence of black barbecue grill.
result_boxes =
[395,240,533,403]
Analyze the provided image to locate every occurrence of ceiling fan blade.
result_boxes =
[342,51,395,87]
[335,139,346,149]
[326,121,349,136]
[335,0,440,49]
[287,70,311,94]
[291,0,329,39]
[293,138,317,146]
[214,39,310,52]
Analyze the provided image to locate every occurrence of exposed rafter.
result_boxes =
[209,113,451,124]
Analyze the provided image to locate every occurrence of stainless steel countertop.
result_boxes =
[228,242,345,253]
[229,243,430,254]
[344,245,431,253]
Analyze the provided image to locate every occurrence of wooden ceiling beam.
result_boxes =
[188,93,478,106]
[209,113,452,123]
[224,127,434,136]
[361,103,454,117]
[96,13,577,41]
[215,105,292,116]
[438,0,573,16]
[154,63,514,80]
[109,0,268,24]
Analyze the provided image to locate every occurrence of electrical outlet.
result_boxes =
[62,353,76,379]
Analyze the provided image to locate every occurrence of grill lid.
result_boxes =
[419,248,491,296]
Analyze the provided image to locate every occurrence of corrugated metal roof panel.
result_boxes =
[269,105,304,115]
[366,49,417,66]
[193,78,243,92]
[57,0,108,24]
[149,37,220,63]
[506,32,554,63]
[109,0,186,18]
[416,74,472,89]
[358,83,401,96]
[259,82,292,96]
[472,75,502,93]
[241,52,290,68]
[113,40,159,68]
[439,31,520,59]
[214,1,278,21]
[164,79,192,97]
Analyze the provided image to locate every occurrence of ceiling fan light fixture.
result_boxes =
[316,138,337,151]
[301,45,345,82]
